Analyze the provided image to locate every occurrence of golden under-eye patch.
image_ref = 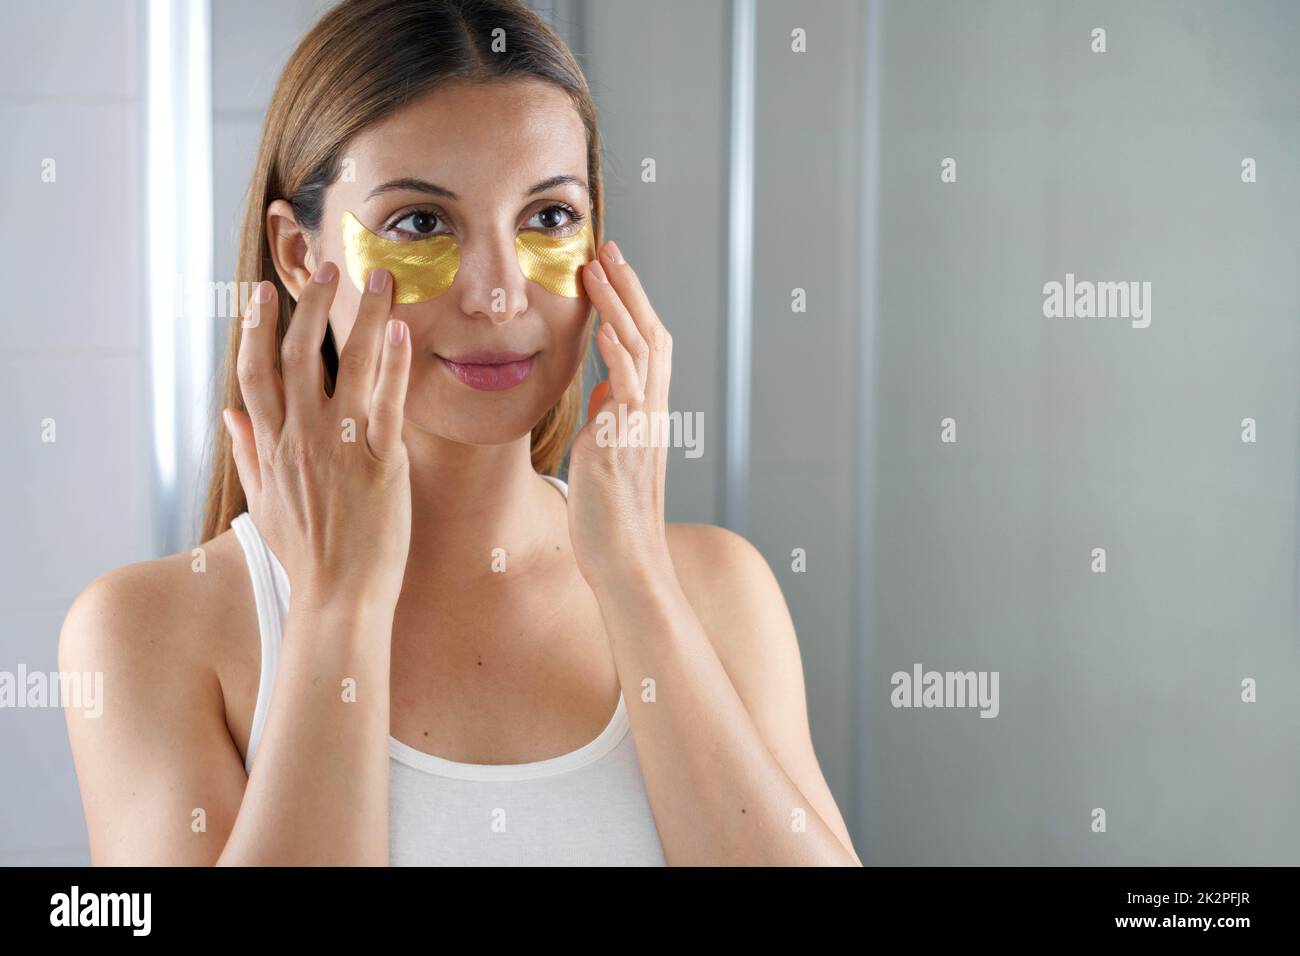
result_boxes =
[515,221,595,298]
[341,211,460,304]
[340,211,595,304]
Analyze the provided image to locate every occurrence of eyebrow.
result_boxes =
[364,174,589,202]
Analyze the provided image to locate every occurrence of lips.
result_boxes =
[438,350,537,391]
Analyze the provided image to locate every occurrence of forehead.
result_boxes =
[345,78,588,196]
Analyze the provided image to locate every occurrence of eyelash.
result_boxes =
[383,202,586,241]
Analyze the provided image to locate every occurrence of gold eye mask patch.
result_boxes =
[340,211,595,303]
[341,211,460,304]
[514,221,595,298]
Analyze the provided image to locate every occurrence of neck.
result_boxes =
[399,420,564,596]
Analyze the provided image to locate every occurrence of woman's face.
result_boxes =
[313,78,593,447]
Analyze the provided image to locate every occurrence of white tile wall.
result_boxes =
[0,601,92,865]
[0,0,148,867]
[0,0,139,103]
[0,104,144,353]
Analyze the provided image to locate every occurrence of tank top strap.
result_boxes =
[539,473,569,499]
[230,512,289,775]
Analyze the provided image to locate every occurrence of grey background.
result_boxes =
[0,0,1296,865]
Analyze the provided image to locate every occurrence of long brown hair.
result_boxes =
[200,0,603,543]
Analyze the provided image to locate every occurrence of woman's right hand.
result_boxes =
[222,264,412,615]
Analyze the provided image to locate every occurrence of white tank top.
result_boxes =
[230,473,666,866]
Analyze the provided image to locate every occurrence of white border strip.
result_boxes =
[181,0,214,549]
[724,0,756,533]
[147,0,213,551]
[147,0,177,515]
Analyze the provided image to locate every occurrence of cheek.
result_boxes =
[559,297,594,343]
[551,302,593,373]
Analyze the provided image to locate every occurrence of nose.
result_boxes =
[455,229,529,325]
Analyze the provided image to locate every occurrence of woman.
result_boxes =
[60,0,860,866]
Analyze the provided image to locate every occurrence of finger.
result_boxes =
[279,260,339,418]
[235,280,285,455]
[646,319,672,407]
[333,267,393,415]
[366,319,412,460]
[594,317,643,405]
[583,259,647,394]
[596,242,672,404]
[222,406,261,504]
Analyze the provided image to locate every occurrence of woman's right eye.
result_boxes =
[389,210,445,239]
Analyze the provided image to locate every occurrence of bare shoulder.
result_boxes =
[664,521,768,577]
[59,528,252,678]
[663,522,800,671]
[59,528,255,864]
[665,522,795,642]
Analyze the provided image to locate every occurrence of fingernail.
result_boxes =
[387,319,405,346]
[369,268,390,293]
[255,281,273,304]
[601,320,617,340]
[588,260,608,283]
[313,261,338,284]
[221,409,231,432]
[602,241,624,265]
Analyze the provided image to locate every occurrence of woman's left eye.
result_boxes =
[527,204,583,235]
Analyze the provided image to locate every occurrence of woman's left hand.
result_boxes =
[565,240,674,591]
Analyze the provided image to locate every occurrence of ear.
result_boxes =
[266,198,317,301]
